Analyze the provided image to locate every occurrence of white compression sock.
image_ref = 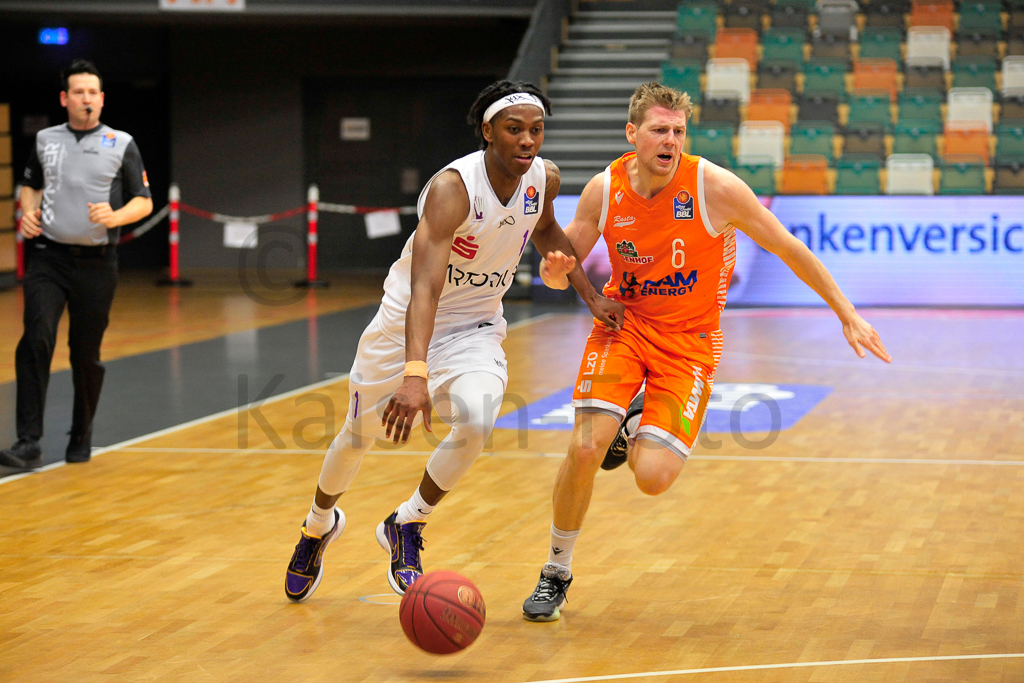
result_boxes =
[395,487,436,524]
[548,525,580,573]
[305,502,335,537]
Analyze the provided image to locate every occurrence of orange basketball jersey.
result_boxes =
[598,152,736,332]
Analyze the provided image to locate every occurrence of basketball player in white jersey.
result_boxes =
[285,81,625,601]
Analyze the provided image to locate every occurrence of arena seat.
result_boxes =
[886,154,936,194]
[904,58,947,91]
[952,57,997,91]
[707,59,752,102]
[893,122,941,158]
[957,2,1003,33]
[898,88,944,125]
[947,87,993,132]
[853,59,899,99]
[714,28,760,69]
[906,27,951,70]
[909,1,955,32]
[835,154,883,193]
[724,0,763,33]
[758,60,800,90]
[739,120,787,166]
[700,91,743,125]
[803,59,848,98]
[799,91,841,124]
[733,156,777,194]
[848,90,894,129]
[940,154,987,193]
[816,0,859,40]
[811,34,852,61]
[843,123,887,159]
[782,155,831,194]
[661,61,704,102]
[747,89,793,131]
[956,29,1001,60]
[1003,57,1024,94]
[944,122,991,164]
[993,156,1024,193]
[859,28,904,64]
[670,33,711,62]
[771,1,811,33]
[996,121,1024,159]
[762,29,806,64]
[865,0,910,29]
[690,123,736,165]
[678,2,719,40]
[789,121,836,162]
[1002,89,1024,120]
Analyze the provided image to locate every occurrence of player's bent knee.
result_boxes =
[634,469,676,496]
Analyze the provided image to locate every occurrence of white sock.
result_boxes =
[548,525,580,573]
[395,487,436,525]
[305,502,335,537]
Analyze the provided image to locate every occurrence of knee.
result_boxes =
[634,469,675,496]
[450,419,491,452]
[566,442,606,477]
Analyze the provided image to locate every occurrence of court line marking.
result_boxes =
[523,653,1024,683]
[107,447,1024,467]
[357,594,402,605]
[0,314,557,487]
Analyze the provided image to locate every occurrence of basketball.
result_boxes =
[399,571,486,655]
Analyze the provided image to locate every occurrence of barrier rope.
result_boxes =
[178,203,308,224]
[119,205,170,245]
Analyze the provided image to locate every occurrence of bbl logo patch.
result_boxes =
[101,132,117,148]
[524,185,539,215]
[673,190,694,220]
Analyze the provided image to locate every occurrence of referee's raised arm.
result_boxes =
[0,59,152,471]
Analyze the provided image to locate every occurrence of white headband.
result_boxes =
[483,93,545,123]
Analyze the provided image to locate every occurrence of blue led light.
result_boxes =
[39,28,69,45]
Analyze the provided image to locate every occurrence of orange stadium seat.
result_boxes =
[714,28,760,68]
[747,89,794,131]
[944,123,991,164]
[853,59,900,99]
[782,155,831,194]
[910,1,955,31]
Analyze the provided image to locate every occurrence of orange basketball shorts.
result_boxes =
[571,313,722,459]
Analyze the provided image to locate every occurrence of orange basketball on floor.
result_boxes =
[399,571,486,655]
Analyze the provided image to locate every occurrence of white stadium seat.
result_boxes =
[886,154,934,195]
[906,27,951,70]
[946,87,994,132]
[706,58,751,103]
[738,121,786,167]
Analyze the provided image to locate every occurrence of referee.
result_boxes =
[0,60,153,469]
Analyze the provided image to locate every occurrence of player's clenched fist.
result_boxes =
[88,202,120,228]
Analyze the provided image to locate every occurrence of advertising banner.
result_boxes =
[553,195,1024,306]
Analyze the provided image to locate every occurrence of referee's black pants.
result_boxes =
[15,241,118,447]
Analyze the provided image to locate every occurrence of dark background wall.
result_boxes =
[0,14,528,271]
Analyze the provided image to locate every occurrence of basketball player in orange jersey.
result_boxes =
[522,82,891,621]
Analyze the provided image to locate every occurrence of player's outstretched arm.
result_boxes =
[702,162,891,363]
[383,170,469,444]
[532,163,623,330]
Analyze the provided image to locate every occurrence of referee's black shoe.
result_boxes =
[601,392,645,471]
[0,439,42,469]
[66,434,92,463]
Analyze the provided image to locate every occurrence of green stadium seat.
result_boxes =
[952,56,998,90]
[957,2,1003,33]
[957,28,1001,60]
[734,158,776,195]
[997,121,1024,158]
[678,2,719,40]
[898,88,944,125]
[789,121,836,162]
[940,155,988,194]
[893,122,941,159]
[803,60,847,99]
[858,27,903,64]
[690,123,736,164]
[661,61,704,103]
[848,90,893,130]
[835,154,882,194]
[762,29,806,65]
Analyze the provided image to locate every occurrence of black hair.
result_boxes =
[61,59,102,92]
[467,80,551,149]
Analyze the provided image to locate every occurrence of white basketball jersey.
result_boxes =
[376,150,547,343]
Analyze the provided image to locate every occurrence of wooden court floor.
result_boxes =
[2,297,1024,682]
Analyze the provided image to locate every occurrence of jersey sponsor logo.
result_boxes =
[620,269,698,298]
[612,215,636,228]
[524,185,539,215]
[673,190,694,220]
[142,170,149,187]
[452,234,480,259]
[473,196,484,221]
[101,132,117,148]
[614,239,654,265]
[499,215,516,229]
[615,190,624,204]
[446,263,513,288]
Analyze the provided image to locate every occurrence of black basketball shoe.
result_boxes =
[523,563,573,622]
[601,392,645,471]
[0,439,42,470]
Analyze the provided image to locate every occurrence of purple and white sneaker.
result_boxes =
[285,508,345,602]
[375,511,425,595]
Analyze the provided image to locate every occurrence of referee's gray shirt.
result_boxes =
[23,123,152,246]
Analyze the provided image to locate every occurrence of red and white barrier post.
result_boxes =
[295,183,328,288]
[14,185,24,282]
[157,183,192,287]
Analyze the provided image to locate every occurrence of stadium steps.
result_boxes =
[544,9,671,192]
